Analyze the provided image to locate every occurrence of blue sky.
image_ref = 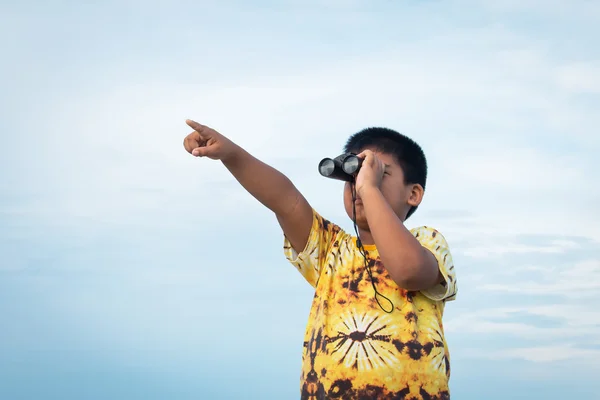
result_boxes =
[1,0,599,399]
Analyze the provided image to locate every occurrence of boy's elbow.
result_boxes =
[390,263,441,292]
[393,276,426,291]
[273,182,304,217]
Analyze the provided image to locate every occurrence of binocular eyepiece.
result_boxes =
[318,153,363,182]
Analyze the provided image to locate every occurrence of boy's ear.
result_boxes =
[407,183,425,207]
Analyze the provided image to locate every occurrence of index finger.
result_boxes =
[356,149,374,159]
[186,119,209,138]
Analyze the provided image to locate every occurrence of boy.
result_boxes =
[183,120,457,400]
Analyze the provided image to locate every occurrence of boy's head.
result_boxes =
[342,127,428,228]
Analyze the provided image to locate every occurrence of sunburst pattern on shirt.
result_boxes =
[328,311,401,371]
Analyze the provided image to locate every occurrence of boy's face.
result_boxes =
[343,149,422,230]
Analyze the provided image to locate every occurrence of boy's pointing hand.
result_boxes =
[183,119,238,161]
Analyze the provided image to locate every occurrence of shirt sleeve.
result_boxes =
[283,209,344,288]
[410,226,458,302]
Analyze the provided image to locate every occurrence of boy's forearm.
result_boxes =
[360,186,439,290]
[221,145,302,217]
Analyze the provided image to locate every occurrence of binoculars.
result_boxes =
[318,153,363,182]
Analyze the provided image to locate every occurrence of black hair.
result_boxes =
[344,127,427,219]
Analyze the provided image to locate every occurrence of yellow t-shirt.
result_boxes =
[284,209,458,400]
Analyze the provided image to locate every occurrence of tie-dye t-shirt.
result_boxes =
[283,209,458,400]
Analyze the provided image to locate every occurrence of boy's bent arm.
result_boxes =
[360,186,441,291]
[222,146,313,254]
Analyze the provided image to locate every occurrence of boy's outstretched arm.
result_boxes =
[183,119,313,253]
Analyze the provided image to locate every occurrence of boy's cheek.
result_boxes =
[342,184,353,200]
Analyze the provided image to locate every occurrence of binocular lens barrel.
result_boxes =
[318,153,362,182]
[341,155,361,175]
[318,158,336,177]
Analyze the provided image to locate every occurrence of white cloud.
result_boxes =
[472,0,600,17]
[484,345,600,363]
[556,62,600,94]
[478,259,600,297]
[444,148,585,192]
[462,239,582,258]
[447,303,600,337]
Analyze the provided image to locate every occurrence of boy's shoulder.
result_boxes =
[410,225,457,302]
[409,225,452,260]
[409,225,448,243]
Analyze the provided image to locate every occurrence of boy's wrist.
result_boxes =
[220,142,244,165]
[357,184,382,201]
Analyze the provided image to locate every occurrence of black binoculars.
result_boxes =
[318,153,363,182]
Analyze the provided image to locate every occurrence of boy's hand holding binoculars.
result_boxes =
[355,150,386,196]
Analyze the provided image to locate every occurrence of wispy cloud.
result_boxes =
[447,303,600,339]
[479,259,600,298]
[462,239,583,258]
[462,344,600,363]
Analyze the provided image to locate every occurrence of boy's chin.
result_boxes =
[356,218,370,231]
[346,211,369,231]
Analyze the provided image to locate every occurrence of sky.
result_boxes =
[1,0,599,399]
